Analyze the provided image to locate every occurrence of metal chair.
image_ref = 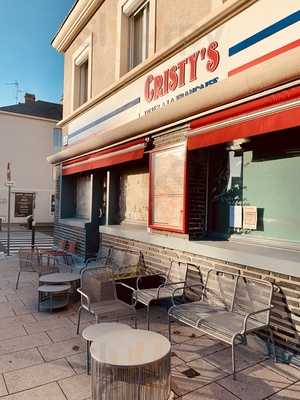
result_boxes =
[85,245,112,268]
[76,267,137,334]
[133,260,188,329]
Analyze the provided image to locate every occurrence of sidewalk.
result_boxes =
[0,255,298,399]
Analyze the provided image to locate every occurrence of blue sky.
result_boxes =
[0,0,75,106]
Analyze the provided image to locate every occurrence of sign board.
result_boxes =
[229,205,242,228]
[14,193,34,218]
[243,206,257,230]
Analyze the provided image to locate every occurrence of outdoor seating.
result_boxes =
[106,248,145,279]
[76,267,137,334]
[132,260,189,329]
[16,248,58,289]
[85,244,111,268]
[168,269,276,379]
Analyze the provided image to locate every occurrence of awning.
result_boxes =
[187,85,300,150]
[62,139,145,175]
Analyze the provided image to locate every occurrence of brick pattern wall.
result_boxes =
[101,232,300,355]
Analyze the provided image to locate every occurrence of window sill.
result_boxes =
[100,224,300,278]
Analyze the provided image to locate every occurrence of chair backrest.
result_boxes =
[81,267,117,303]
[183,263,203,301]
[232,276,273,325]
[97,245,111,263]
[166,260,188,284]
[18,248,39,272]
[203,269,239,310]
[108,249,143,275]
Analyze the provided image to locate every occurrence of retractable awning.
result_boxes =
[187,85,300,150]
[62,139,145,175]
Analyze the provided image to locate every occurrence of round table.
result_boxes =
[90,329,171,400]
[82,322,132,375]
[38,284,71,312]
[39,272,80,284]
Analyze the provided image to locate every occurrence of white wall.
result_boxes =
[0,112,58,224]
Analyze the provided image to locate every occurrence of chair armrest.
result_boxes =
[242,306,274,333]
[137,273,167,290]
[85,258,97,267]
[157,280,186,300]
[171,283,204,306]
[77,288,91,310]
[115,282,137,306]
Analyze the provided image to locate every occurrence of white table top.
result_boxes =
[39,272,80,284]
[38,284,71,293]
[82,322,132,341]
[90,329,171,367]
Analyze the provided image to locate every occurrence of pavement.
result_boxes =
[0,255,298,399]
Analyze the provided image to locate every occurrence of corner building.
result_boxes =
[50,0,300,359]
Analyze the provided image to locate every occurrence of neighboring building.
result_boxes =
[50,0,300,357]
[0,93,62,225]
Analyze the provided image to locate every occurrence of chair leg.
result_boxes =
[76,306,83,335]
[147,304,151,330]
[134,315,137,329]
[232,335,238,380]
[268,326,277,362]
[86,340,91,375]
[16,271,21,290]
[168,314,172,343]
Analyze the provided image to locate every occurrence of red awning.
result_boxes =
[62,139,145,175]
[187,85,300,150]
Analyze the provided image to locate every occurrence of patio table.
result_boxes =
[90,329,171,400]
[39,272,81,302]
[38,284,71,312]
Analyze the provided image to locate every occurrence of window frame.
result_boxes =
[71,35,93,111]
[148,143,188,234]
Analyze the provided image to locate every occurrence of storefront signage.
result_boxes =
[14,193,34,218]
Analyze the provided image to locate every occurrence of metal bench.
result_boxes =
[168,269,276,379]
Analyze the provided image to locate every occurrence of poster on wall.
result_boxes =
[150,144,187,233]
[14,193,34,218]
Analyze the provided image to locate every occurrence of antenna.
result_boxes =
[5,81,23,104]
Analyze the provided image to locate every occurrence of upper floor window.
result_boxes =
[128,1,150,69]
[72,35,92,111]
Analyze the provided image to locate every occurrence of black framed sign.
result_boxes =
[14,193,34,218]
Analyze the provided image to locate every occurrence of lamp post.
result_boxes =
[6,163,14,257]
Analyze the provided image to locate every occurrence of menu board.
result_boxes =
[150,144,186,232]
[14,193,34,218]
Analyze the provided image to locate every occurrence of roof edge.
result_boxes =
[52,0,104,52]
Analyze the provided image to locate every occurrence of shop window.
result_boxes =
[76,175,92,219]
[207,129,300,243]
[149,144,187,233]
[119,167,149,225]
[72,35,92,110]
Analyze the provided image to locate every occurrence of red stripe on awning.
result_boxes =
[188,85,300,151]
[62,139,145,175]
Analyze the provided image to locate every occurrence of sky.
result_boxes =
[0,0,75,106]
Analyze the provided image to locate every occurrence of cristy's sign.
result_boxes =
[144,42,220,103]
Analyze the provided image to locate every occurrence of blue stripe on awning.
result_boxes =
[229,10,300,57]
[68,97,141,140]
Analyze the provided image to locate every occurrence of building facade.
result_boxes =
[0,94,62,225]
[51,0,300,358]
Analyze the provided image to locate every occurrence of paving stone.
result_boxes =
[181,382,240,399]
[262,360,300,382]
[0,333,51,356]
[203,345,267,373]
[0,374,8,396]
[24,317,75,334]
[268,382,300,399]
[66,352,87,375]
[1,382,66,400]
[218,362,293,400]
[171,358,226,397]
[0,325,27,341]
[0,348,43,373]
[59,373,91,400]
[0,314,36,330]
[172,336,227,362]
[38,337,84,361]
[4,358,74,393]
[0,303,15,318]
[46,326,78,343]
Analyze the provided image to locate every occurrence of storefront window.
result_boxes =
[208,129,300,243]
[149,144,187,233]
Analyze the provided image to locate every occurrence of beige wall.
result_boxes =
[0,113,57,223]
[62,0,225,119]
[156,0,215,52]
[63,0,118,118]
